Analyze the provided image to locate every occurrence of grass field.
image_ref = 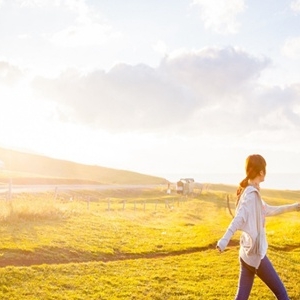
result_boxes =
[0,185,299,299]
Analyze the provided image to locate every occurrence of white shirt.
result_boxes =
[217,185,299,268]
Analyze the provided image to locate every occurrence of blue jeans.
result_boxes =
[235,256,289,300]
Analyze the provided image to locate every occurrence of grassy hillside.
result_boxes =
[0,186,299,299]
[0,147,167,185]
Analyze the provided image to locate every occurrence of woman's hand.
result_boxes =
[216,240,224,253]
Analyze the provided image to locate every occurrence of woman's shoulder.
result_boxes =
[243,185,259,196]
[240,186,260,204]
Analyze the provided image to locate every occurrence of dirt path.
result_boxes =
[0,243,219,268]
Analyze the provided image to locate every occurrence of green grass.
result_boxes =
[0,186,299,299]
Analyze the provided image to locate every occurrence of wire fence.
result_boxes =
[0,184,210,213]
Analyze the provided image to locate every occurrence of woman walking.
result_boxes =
[217,154,300,300]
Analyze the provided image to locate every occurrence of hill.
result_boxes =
[0,147,167,185]
[0,187,299,299]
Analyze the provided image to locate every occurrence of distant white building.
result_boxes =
[176,178,194,195]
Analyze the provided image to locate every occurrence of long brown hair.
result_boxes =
[236,154,266,206]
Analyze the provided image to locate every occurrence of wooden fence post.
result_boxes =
[227,194,234,218]
[54,187,58,201]
[7,177,12,201]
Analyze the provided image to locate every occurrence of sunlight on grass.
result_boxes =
[0,186,298,299]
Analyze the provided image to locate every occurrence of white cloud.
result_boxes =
[49,1,122,48]
[30,46,300,144]
[50,22,121,47]
[161,47,269,98]
[15,0,100,27]
[282,36,300,59]
[291,0,300,13]
[12,0,121,48]
[0,61,23,85]
[32,64,196,132]
[192,0,246,34]
[15,0,83,9]
[152,40,168,55]
[64,0,91,24]
[16,0,62,7]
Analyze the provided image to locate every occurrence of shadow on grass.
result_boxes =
[0,242,227,267]
[5,240,297,268]
[269,243,300,252]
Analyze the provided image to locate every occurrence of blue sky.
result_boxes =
[1,0,300,188]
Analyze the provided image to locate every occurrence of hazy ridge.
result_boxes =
[0,147,167,185]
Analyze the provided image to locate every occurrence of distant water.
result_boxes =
[160,173,300,191]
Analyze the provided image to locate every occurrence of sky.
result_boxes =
[1,0,300,189]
